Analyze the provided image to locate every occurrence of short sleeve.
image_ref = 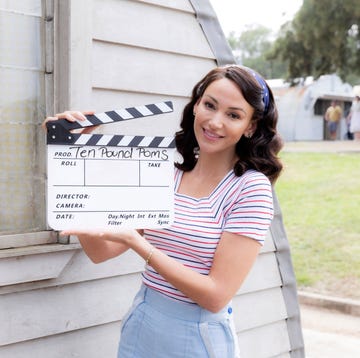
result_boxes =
[223,172,274,245]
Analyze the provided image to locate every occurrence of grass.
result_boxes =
[275,151,360,299]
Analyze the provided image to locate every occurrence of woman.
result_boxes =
[347,95,360,141]
[44,65,283,357]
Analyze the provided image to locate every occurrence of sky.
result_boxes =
[208,0,303,36]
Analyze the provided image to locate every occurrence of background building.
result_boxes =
[270,74,354,141]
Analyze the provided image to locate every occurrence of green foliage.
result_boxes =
[269,0,360,84]
[275,151,360,298]
[237,25,272,58]
[227,26,288,79]
[227,1,360,84]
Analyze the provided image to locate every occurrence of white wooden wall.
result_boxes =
[64,0,216,138]
[0,0,303,357]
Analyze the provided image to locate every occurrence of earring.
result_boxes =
[246,133,252,139]
[193,111,196,117]
[193,147,199,159]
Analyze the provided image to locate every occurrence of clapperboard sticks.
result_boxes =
[46,101,175,148]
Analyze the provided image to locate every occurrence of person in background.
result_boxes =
[347,95,360,141]
[324,100,342,140]
[344,105,354,140]
[43,65,283,358]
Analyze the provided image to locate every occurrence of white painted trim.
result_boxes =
[0,232,57,250]
[0,244,80,286]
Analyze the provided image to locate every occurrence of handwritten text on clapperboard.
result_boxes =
[46,102,175,231]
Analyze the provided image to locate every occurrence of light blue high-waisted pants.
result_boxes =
[117,284,240,358]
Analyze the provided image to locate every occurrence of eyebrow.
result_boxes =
[205,94,247,115]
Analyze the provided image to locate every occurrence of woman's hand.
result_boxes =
[42,110,96,134]
[61,228,139,245]
[60,229,138,264]
[62,228,152,264]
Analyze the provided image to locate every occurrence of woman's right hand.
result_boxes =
[42,110,96,134]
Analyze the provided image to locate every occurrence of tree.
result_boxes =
[268,0,360,84]
[227,25,287,79]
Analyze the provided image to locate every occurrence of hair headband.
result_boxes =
[245,68,270,114]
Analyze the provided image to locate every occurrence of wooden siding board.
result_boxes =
[1,248,281,298]
[51,250,144,285]
[233,287,288,332]
[91,90,187,137]
[0,229,277,297]
[239,252,282,295]
[0,274,141,345]
[0,321,292,358]
[0,250,142,295]
[0,322,120,358]
[0,232,57,250]
[92,41,215,96]
[0,249,77,286]
[262,230,276,253]
[238,321,291,358]
[0,2,42,15]
[91,89,188,114]
[135,0,194,12]
[93,0,213,58]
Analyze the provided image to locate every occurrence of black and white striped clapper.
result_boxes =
[46,101,175,148]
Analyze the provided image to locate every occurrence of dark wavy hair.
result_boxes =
[175,65,283,183]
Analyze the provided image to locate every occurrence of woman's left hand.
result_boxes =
[60,228,139,246]
[61,228,152,264]
[42,110,97,134]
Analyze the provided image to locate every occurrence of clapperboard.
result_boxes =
[46,101,175,231]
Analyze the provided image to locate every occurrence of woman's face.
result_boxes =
[193,78,255,158]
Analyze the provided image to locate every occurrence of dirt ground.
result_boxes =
[301,304,360,358]
[302,277,360,301]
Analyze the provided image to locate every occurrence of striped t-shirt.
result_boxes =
[142,167,274,303]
